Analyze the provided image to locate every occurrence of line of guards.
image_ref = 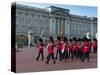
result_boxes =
[36,36,97,64]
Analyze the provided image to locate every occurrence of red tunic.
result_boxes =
[47,43,54,54]
[88,41,92,50]
[69,42,73,51]
[81,42,84,52]
[37,43,44,52]
[65,42,69,51]
[72,43,78,51]
[92,41,97,49]
[77,44,80,51]
[57,41,62,51]
[61,41,64,50]
[83,46,89,53]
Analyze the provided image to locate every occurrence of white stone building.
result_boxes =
[13,3,97,45]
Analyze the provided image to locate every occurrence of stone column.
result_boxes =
[28,31,31,47]
[58,19,59,36]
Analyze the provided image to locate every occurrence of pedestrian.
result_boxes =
[46,36,56,64]
[36,37,44,61]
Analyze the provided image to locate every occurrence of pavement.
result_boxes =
[16,47,97,73]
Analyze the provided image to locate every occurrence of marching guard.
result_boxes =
[55,36,62,62]
[71,38,78,60]
[82,38,90,62]
[46,36,56,64]
[61,37,69,61]
[36,37,44,61]
[92,38,97,53]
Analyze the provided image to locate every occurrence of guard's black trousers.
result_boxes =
[76,50,82,60]
[62,51,69,60]
[46,54,56,64]
[82,52,89,62]
[36,51,44,61]
[71,51,77,60]
[55,50,62,61]
[93,48,97,53]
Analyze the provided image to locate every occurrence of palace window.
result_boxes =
[25,13,28,16]
[32,14,34,17]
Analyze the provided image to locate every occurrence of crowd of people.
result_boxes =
[36,36,97,64]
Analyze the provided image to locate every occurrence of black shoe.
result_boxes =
[60,60,62,62]
[87,60,89,63]
[46,62,49,64]
[81,60,84,63]
[41,59,44,61]
[36,58,38,61]
[53,61,56,64]
[55,57,57,60]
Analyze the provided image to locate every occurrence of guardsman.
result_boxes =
[92,38,97,53]
[71,38,78,60]
[88,39,92,53]
[68,39,73,58]
[61,37,69,61]
[82,38,90,62]
[55,36,62,61]
[76,39,82,60]
[60,38,64,60]
[46,36,56,64]
[36,37,44,61]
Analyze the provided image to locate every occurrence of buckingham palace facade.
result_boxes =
[13,3,97,45]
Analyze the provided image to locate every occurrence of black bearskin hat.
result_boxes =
[39,37,43,42]
[49,36,54,43]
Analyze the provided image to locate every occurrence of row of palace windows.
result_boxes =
[71,29,90,35]
[16,25,49,34]
[17,11,49,19]
[16,16,49,26]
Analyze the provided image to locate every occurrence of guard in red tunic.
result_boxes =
[62,37,69,61]
[92,38,97,53]
[55,36,62,61]
[82,38,90,62]
[88,39,92,53]
[80,39,84,61]
[71,38,78,60]
[36,37,44,61]
[78,39,84,60]
[68,39,73,58]
[76,38,83,60]
[46,36,56,64]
